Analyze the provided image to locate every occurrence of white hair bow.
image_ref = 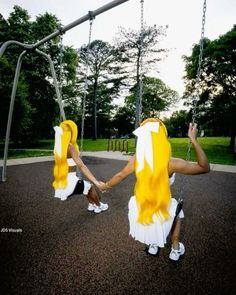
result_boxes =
[133,122,159,172]
[53,126,63,158]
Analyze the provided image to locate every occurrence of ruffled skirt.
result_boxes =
[54,172,91,201]
[128,196,184,247]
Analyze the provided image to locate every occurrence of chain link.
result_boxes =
[58,34,65,120]
[178,0,207,201]
[192,0,207,124]
[80,16,94,156]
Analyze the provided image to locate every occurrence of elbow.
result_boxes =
[206,165,210,173]
[202,163,210,173]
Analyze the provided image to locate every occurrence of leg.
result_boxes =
[170,217,181,249]
[86,185,109,213]
[169,217,185,261]
[86,185,100,206]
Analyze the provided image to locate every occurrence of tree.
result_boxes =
[0,7,34,142]
[0,6,79,142]
[57,46,80,125]
[77,40,125,139]
[112,105,135,138]
[164,110,190,138]
[125,76,178,118]
[183,25,236,149]
[114,24,168,127]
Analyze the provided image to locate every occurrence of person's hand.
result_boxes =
[188,122,198,143]
[96,181,107,192]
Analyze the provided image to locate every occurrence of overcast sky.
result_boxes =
[1,0,235,97]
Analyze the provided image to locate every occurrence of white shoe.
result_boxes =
[87,203,96,212]
[169,242,185,261]
[148,244,159,255]
[88,202,108,214]
[94,202,109,213]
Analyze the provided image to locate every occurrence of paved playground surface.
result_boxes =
[0,155,235,294]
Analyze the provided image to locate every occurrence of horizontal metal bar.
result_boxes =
[0,0,129,57]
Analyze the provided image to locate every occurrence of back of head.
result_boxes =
[133,118,171,224]
[60,120,79,151]
[52,120,79,189]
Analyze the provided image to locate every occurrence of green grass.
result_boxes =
[169,137,235,165]
[0,137,235,165]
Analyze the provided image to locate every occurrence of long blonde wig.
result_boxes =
[52,120,79,189]
[134,118,171,224]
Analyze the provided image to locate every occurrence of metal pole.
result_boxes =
[0,0,130,57]
[2,51,27,182]
[36,49,66,120]
[0,41,33,57]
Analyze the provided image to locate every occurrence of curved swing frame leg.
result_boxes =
[2,51,26,182]
[1,50,66,182]
[36,49,66,121]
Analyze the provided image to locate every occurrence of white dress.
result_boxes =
[54,158,91,201]
[128,173,184,247]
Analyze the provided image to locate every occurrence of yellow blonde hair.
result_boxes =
[52,120,79,189]
[134,118,171,224]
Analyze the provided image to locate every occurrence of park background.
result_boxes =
[0,0,235,165]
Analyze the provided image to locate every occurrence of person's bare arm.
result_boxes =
[68,144,100,186]
[169,123,210,175]
[99,155,136,191]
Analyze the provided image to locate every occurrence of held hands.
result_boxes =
[94,181,107,192]
[188,123,198,143]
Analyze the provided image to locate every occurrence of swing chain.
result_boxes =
[192,0,207,124]
[59,34,64,97]
[80,14,94,156]
[139,0,144,122]
[177,0,207,204]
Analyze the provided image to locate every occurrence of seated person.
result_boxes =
[52,120,108,214]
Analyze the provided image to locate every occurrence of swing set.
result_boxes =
[0,0,207,190]
[0,0,130,182]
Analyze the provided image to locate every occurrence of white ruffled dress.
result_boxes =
[128,173,184,247]
[54,158,91,201]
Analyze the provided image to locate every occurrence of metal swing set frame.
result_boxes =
[0,0,130,182]
[0,0,206,186]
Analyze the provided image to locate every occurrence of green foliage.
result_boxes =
[0,6,79,143]
[112,105,135,137]
[125,76,179,117]
[7,6,31,43]
[183,25,236,148]
[164,110,191,137]
[1,137,234,165]
[31,13,59,44]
